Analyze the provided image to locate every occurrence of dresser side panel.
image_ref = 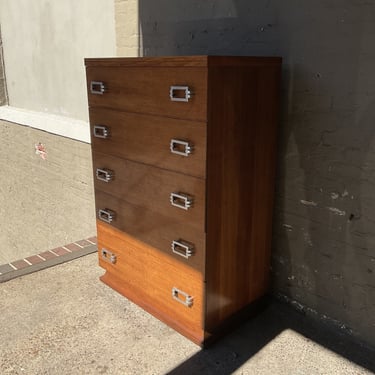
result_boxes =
[205,62,281,330]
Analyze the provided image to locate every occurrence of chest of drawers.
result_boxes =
[85,56,281,346]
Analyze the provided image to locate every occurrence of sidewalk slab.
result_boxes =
[1,254,374,374]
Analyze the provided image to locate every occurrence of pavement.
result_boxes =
[1,253,375,375]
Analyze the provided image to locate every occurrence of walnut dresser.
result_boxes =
[85,56,281,346]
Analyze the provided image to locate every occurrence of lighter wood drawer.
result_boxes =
[86,67,207,121]
[94,191,206,273]
[93,152,205,230]
[97,222,205,343]
[89,108,206,179]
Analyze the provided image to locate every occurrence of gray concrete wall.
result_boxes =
[0,0,116,121]
[125,0,375,347]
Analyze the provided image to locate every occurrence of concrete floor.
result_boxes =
[1,253,374,375]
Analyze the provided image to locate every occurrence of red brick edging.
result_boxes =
[0,236,97,281]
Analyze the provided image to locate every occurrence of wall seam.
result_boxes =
[0,24,9,105]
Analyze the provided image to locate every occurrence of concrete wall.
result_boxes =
[115,0,375,347]
[0,0,116,121]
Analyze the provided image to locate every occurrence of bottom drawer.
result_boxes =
[97,221,205,344]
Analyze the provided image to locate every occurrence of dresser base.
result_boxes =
[100,271,206,346]
[202,295,270,347]
[100,270,269,348]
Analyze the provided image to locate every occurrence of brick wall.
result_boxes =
[114,0,375,347]
[115,0,140,56]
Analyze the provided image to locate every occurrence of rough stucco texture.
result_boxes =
[128,1,375,346]
[0,121,96,264]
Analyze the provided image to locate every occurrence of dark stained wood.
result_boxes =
[95,192,206,273]
[85,55,282,68]
[86,66,207,121]
[86,56,281,346]
[92,152,205,229]
[204,62,281,330]
[89,107,206,178]
[97,222,205,345]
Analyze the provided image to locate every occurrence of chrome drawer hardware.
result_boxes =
[170,192,193,210]
[170,139,193,157]
[172,287,193,307]
[169,86,192,102]
[98,208,115,224]
[93,125,110,139]
[90,81,106,95]
[171,240,195,259]
[96,168,114,183]
[101,248,117,264]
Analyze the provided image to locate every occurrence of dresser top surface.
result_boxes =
[84,55,281,68]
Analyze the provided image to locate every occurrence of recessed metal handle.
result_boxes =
[101,248,117,264]
[172,240,195,259]
[98,208,115,223]
[169,86,192,102]
[172,287,193,307]
[170,192,193,210]
[96,168,114,183]
[90,81,106,95]
[93,125,110,139]
[170,139,193,157]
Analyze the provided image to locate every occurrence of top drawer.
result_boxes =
[86,67,207,121]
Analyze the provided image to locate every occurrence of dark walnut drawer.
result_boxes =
[89,107,206,179]
[94,192,206,273]
[92,152,205,230]
[97,222,205,344]
[86,66,207,122]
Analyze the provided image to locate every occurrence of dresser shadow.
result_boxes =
[166,298,375,375]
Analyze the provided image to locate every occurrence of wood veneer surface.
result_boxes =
[86,67,207,121]
[86,56,281,345]
[89,107,207,178]
[97,221,205,344]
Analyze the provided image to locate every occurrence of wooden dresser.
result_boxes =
[85,56,281,346]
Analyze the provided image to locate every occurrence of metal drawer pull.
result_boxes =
[96,168,114,183]
[170,192,193,210]
[93,125,110,139]
[172,287,193,307]
[169,86,192,102]
[172,240,195,259]
[98,208,115,223]
[90,81,106,95]
[170,139,193,157]
[101,248,117,264]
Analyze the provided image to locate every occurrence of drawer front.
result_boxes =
[94,192,205,273]
[97,222,205,341]
[93,153,205,230]
[86,67,207,121]
[89,108,206,179]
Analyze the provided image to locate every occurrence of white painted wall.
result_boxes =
[0,0,116,122]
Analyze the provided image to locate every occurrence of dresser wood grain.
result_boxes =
[85,55,281,346]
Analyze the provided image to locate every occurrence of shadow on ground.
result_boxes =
[167,298,375,374]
